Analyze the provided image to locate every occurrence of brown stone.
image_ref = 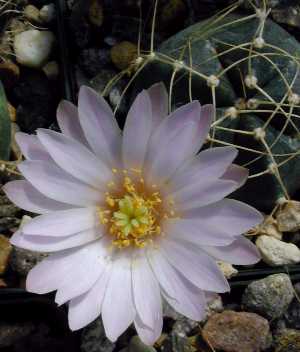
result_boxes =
[0,235,12,275]
[89,0,103,27]
[202,310,271,352]
[276,200,300,232]
[0,60,20,89]
[111,41,137,71]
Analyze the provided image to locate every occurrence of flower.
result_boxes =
[3,83,262,345]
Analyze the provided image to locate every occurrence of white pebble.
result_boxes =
[14,30,55,68]
[256,235,300,266]
[39,4,56,23]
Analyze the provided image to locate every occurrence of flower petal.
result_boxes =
[37,129,111,189]
[147,82,168,130]
[57,100,88,146]
[78,86,121,167]
[146,101,203,183]
[160,238,229,293]
[170,178,237,211]
[3,180,71,214]
[202,236,261,265]
[18,160,102,207]
[122,90,152,170]
[168,147,237,192]
[10,228,102,252]
[102,255,135,342]
[15,132,52,161]
[22,208,96,236]
[222,164,248,188]
[68,264,112,331]
[132,253,162,329]
[134,313,163,346]
[26,240,107,297]
[147,248,206,321]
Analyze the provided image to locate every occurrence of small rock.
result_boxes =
[0,321,35,348]
[78,48,111,77]
[129,336,157,352]
[88,0,103,27]
[81,318,115,352]
[0,194,20,232]
[42,61,59,80]
[111,41,137,70]
[242,273,294,320]
[272,5,300,29]
[275,328,300,352]
[158,0,188,32]
[8,103,16,122]
[14,30,55,68]
[283,298,300,330]
[39,4,56,23]
[0,235,12,275]
[24,4,41,24]
[276,201,300,232]
[217,261,238,279]
[202,310,271,352]
[205,293,224,319]
[256,235,300,266]
[0,60,20,89]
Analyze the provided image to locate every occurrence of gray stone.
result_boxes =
[242,273,294,320]
[81,318,115,352]
[274,328,300,352]
[0,321,34,347]
[10,246,47,276]
[129,336,156,352]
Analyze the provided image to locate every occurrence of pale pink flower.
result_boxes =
[4,84,262,345]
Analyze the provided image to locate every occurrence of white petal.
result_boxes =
[3,180,71,214]
[68,264,112,331]
[202,236,261,265]
[160,238,229,292]
[132,254,162,329]
[37,129,112,189]
[11,228,102,252]
[57,100,88,146]
[122,90,152,170]
[22,208,96,236]
[26,240,108,298]
[222,164,248,188]
[147,82,168,130]
[147,248,206,321]
[102,255,135,342]
[134,313,163,346]
[18,160,102,207]
[15,132,52,161]
[78,86,121,167]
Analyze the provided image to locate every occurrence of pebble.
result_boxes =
[242,273,294,320]
[0,235,12,275]
[88,0,103,27]
[276,200,300,232]
[24,4,41,24]
[39,4,56,23]
[0,321,35,348]
[14,30,55,68]
[81,318,115,352]
[202,310,270,352]
[0,60,20,89]
[217,261,238,279]
[78,48,111,77]
[256,235,300,266]
[111,41,138,70]
[42,61,59,80]
[129,336,157,352]
[205,293,224,319]
[0,194,20,232]
[275,328,300,352]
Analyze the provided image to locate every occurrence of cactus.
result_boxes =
[109,4,300,212]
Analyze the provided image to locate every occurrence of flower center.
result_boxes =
[98,170,165,249]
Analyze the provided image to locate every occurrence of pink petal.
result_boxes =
[10,228,102,252]
[37,129,111,189]
[3,180,71,214]
[57,100,88,146]
[146,101,203,184]
[147,82,168,130]
[15,132,52,161]
[222,164,248,188]
[147,248,207,321]
[22,208,96,236]
[18,160,102,207]
[132,253,162,329]
[134,313,163,346]
[168,146,237,192]
[160,238,229,292]
[102,255,135,342]
[122,90,152,170]
[183,199,263,233]
[163,219,235,247]
[26,240,107,296]
[78,86,121,167]
[170,178,237,211]
[68,264,112,331]
[202,236,261,265]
